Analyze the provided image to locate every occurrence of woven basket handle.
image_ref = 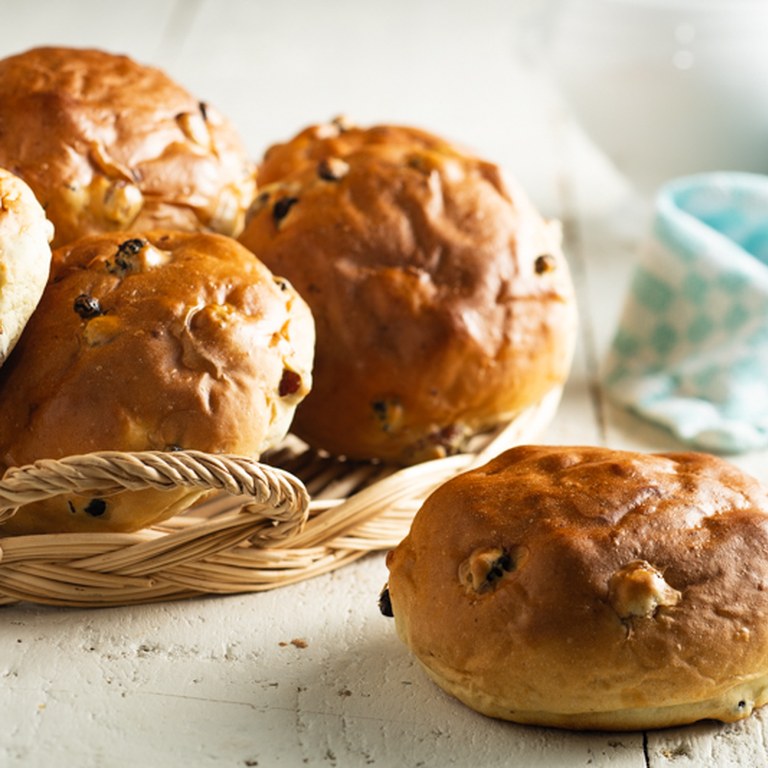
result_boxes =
[0,450,310,544]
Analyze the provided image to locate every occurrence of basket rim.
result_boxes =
[0,385,563,608]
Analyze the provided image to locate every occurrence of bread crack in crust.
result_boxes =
[0,47,256,248]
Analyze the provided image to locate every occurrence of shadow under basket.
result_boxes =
[0,388,562,608]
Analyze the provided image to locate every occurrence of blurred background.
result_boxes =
[3,0,767,215]
[4,0,765,216]
[0,0,620,219]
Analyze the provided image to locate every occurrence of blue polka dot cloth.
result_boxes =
[603,173,768,453]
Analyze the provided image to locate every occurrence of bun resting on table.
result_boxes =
[383,444,768,730]
[240,118,577,464]
[0,46,256,248]
[0,167,54,365]
[0,231,314,535]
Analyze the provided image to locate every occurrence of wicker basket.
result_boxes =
[0,387,562,607]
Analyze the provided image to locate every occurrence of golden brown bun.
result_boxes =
[384,445,768,730]
[0,46,256,248]
[0,168,54,364]
[0,231,314,534]
[241,119,576,463]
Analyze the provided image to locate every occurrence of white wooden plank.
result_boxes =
[646,716,768,768]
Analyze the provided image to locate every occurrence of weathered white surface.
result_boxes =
[2,1,768,766]
[1,557,647,768]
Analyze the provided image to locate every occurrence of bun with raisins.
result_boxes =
[0,168,54,365]
[240,118,577,464]
[383,445,768,730]
[0,231,314,534]
[0,46,256,248]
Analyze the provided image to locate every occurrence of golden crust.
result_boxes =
[0,231,314,534]
[385,445,768,730]
[0,46,256,248]
[241,120,577,463]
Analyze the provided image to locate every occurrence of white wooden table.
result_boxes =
[2,1,767,765]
